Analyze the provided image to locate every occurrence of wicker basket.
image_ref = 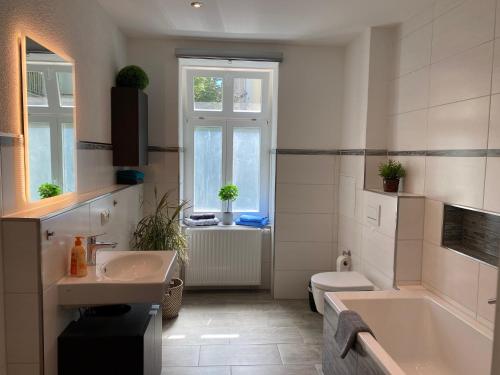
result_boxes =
[162,278,184,319]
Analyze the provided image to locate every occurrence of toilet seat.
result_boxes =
[311,271,374,292]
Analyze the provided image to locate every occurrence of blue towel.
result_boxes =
[236,216,269,228]
[239,214,266,223]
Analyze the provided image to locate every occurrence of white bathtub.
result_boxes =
[326,288,494,375]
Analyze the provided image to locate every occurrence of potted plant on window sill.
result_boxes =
[131,188,189,319]
[378,159,406,193]
[219,184,239,225]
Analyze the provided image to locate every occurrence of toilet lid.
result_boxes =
[311,271,374,291]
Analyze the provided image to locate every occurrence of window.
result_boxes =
[181,61,276,218]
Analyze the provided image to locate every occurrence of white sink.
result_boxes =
[57,250,177,307]
[101,253,164,281]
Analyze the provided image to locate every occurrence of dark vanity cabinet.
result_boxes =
[58,304,161,375]
[111,87,149,166]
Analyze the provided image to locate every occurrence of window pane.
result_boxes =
[233,128,260,212]
[28,122,52,200]
[193,76,223,111]
[27,71,48,107]
[233,78,262,113]
[194,127,223,211]
[62,123,76,193]
[56,72,74,107]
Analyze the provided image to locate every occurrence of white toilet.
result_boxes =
[311,271,375,314]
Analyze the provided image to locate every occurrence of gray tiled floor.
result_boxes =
[162,291,324,375]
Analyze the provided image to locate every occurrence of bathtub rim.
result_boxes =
[325,286,494,375]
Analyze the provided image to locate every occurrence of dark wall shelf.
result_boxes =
[442,205,500,266]
[111,87,148,166]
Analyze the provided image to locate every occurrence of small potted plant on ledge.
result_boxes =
[132,188,189,319]
[218,184,239,225]
[378,159,406,193]
[38,183,62,199]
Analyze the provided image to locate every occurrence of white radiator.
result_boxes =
[185,227,262,286]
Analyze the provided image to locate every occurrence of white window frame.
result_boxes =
[179,59,277,219]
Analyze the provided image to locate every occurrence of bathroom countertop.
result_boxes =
[2,184,140,221]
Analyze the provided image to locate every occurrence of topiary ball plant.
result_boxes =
[38,183,62,199]
[218,184,239,213]
[116,65,149,90]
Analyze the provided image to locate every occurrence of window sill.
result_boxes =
[181,222,272,231]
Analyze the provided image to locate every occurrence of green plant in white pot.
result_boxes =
[132,188,189,319]
[218,184,239,225]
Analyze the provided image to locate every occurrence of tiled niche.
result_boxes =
[442,205,500,267]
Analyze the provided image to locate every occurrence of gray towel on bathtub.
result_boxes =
[335,310,375,359]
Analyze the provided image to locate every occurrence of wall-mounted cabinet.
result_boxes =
[111,87,148,166]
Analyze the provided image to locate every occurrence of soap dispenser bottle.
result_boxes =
[70,236,87,277]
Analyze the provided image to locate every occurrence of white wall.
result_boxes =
[0,1,126,373]
[127,39,345,298]
[387,0,499,329]
[0,0,127,215]
[340,30,371,150]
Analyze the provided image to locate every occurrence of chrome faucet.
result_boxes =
[87,234,118,266]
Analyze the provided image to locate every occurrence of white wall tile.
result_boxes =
[361,226,395,281]
[7,364,39,375]
[397,198,425,240]
[41,205,90,289]
[274,270,329,299]
[424,156,486,208]
[275,242,333,271]
[339,155,365,190]
[396,240,423,282]
[488,94,500,148]
[338,176,356,218]
[492,40,500,94]
[5,293,40,363]
[427,97,490,150]
[429,42,493,106]
[338,216,363,262]
[275,213,334,243]
[431,0,495,63]
[391,156,426,194]
[399,7,433,39]
[392,67,430,114]
[399,24,432,76]
[477,264,498,323]
[389,110,427,151]
[2,221,39,293]
[483,157,500,212]
[363,191,398,238]
[43,284,76,375]
[433,0,466,18]
[276,184,335,214]
[422,242,480,313]
[364,156,386,191]
[423,199,444,246]
[276,155,335,185]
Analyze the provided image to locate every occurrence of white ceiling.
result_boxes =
[98,0,435,45]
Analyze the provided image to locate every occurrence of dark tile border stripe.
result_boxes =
[426,149,487,157]
[77,141,113,150]
[148,145,182,153]
[276,149,339,155]
[365,149,388,156]
[388,150,427,156]
[487,149,500,157]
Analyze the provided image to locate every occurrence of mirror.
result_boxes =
[23,37,76,200]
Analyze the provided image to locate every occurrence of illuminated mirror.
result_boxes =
[23,37,76,200]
